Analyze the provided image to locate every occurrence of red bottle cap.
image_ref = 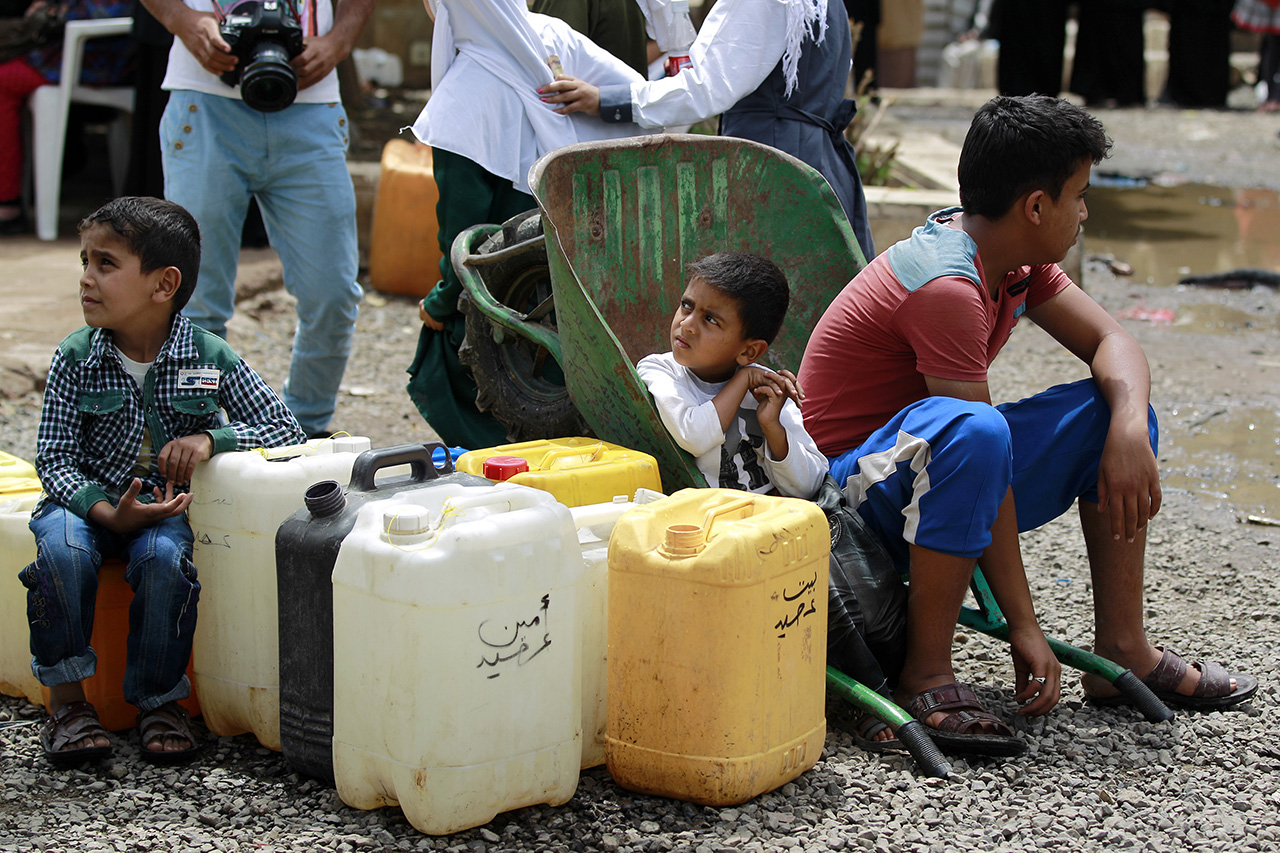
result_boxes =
[483,456,530,481]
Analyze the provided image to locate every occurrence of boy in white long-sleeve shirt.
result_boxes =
[637,253,827,499]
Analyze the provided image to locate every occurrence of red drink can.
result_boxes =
[664,54,692,77]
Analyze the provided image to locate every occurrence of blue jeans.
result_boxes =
[21,505,199,712]
[160,91,362,435]
[828,379,1159,570]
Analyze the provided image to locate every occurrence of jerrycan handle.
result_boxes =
[348,442,452,492]
[537,442,606,469]
[435,485,544,528]
[701,496,756,541]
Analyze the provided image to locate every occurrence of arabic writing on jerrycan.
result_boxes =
[330,482,585,836]
[605,488,830,806]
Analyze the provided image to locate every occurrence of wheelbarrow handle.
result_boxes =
[826,666,951,779]
[452,223,563,364]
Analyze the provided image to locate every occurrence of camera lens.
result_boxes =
[240,41,298,113]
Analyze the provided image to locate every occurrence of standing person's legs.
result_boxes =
[161,91,255,338]
[254,102,362,436]
[991,0,1068,96]
[22,505,113,757]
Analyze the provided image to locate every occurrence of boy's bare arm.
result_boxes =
[1026,285,1160,542]
[87,480,193,535]
[924,373,1058,711]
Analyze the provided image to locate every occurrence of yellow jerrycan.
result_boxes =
[456,437,661,508]
[0,479,45,705]
[606,488,830,806]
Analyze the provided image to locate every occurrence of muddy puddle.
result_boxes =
[1164,406,1280,523]
[1086,181,1280,287]
[1086,181,1280,521]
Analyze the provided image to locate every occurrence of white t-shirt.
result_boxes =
[114,346,157,478]
[162,0,340,104]
[637,351,827,499]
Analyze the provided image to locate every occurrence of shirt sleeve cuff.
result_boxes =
[207,426,238,455]
[598,84,634,124]
[68,485,111,520]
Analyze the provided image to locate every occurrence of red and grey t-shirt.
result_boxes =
[799,208,1073,456]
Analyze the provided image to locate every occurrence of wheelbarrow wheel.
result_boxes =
[458,210,591,441]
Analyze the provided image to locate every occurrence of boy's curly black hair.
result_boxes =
[79,197,202,314]
[687,252,790,344]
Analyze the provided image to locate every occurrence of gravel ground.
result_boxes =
[2,95,1280,852]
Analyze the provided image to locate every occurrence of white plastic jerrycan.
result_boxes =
[186,435,372,749]
[331,482,584,836]
[570,487,665,769]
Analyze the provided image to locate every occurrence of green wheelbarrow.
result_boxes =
[454,134,1170,777]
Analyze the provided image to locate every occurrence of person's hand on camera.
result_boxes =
[293,33,345,90]
[174,8,237,76]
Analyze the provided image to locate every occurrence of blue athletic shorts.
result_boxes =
[826,379,1159,569]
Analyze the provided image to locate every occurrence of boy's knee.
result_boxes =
[945,401,1012,462]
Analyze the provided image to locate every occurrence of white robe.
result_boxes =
[414,0,650,194]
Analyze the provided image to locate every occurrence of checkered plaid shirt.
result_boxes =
[35,315,305,519]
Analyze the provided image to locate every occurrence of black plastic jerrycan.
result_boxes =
[275,442,489,782]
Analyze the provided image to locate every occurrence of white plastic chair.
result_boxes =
[27,17,135,241]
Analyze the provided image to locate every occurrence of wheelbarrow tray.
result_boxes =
[526,133,866,491]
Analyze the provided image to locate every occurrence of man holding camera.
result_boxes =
[142,0,373,438]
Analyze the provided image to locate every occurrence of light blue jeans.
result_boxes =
[160,91,362,435]
[22,505,198,712]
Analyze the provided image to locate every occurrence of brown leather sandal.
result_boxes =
[136,702,199,765]
[1087,647,1258,711]
[40,701,112,768]
[902,682,1026,757]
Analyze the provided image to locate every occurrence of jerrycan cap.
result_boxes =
[660,523,706,557]
[331,435,372,454]
[483,456,529,481]
[384,505,432,537]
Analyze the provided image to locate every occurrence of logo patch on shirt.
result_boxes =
[177,368,221,389]
[1014,302,1027,319]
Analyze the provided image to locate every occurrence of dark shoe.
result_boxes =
[850,710,903,753]
[901,682,1026,757]
[137,701,200,765]
[40,701,112,767]
[1086,647,1258,712]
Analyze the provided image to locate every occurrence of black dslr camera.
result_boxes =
[219,0,305,113]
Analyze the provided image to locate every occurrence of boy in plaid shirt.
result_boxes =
[22,197,304,767]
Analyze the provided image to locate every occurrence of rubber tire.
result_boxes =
[458,209,591,442]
